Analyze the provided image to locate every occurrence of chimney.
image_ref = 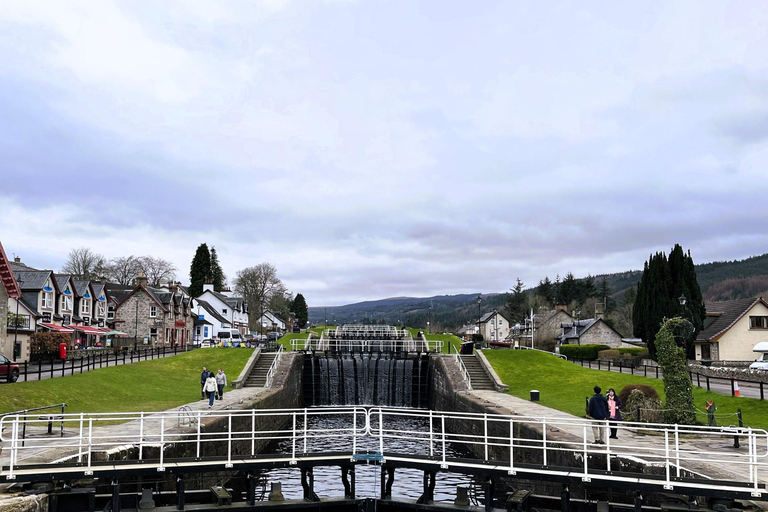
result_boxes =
[555,304,568,313]
[135,270,148,288]
[14,256,20,263]
[203,280,214,293]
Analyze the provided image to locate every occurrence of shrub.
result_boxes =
[536,338,557,353]
[559,344,610,360]
[618,347,648,356]
[30,332,70,353]
[622,388,662,423]
[598,349,620,360]
[618,384,659,405]
[655,318,696,424]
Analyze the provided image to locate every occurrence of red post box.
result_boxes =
[59,342,67,359]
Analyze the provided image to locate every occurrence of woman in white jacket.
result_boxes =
[203,374,218,408]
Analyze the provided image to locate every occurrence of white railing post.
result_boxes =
[352,409,357,456]
[379,409,384,458]
[304,409,309,454]
[196,411,201,459]
[8,417,18,480]
[78,413,84,463]
[484,413,489,461]
[542,418,548,467]
[139,412,145,460]
[582,425,589,480]
[664,430,671,488]
[509,418,515,474]
[429,410,434,457]
[251,409,256,456]
[87,419,93,473]
[674,424,680,478]
[227,414,233,468]
[441,415,447,468]
[291,411,297,463]
[158,417,165,471]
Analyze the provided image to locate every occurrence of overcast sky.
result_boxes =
[1,1,767,306]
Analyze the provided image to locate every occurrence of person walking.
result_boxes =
[200,366,210,400]
[587,385,609,444]
[607,388,622,439]
[204,373,218,408]
[216,368,227,400]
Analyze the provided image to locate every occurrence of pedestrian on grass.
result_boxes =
[587,385,609,444]
[200,366,210,400]
[204,373,218,408]
[216,368,227,400]
[607,388,622,439]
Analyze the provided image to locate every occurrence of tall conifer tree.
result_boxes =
[189,243,212,298]
[210,246,226,292]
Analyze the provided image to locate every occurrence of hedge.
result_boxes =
[559,344,610,360]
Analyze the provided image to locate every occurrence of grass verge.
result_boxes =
[3,349,253,415]
[483,350,768,430]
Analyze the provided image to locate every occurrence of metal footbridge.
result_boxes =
[292,325,442,352]
[2,407,766,502]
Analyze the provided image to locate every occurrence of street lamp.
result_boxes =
[13,279,23,359]
[573,308,581,345]
[476,295,482,346]
[678,294,687,309]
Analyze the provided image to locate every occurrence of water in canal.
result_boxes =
[257,410,481,504]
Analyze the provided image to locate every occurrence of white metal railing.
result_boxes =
[290,338,442,353]
[1,407,766,495]
[517,346,568,360]
[454,354,472,390]
[264,345,284,388]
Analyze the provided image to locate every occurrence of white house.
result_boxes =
[254,311,286,333]
[193,283,249,336]
[478,310,510,343]
[695,297,768,362]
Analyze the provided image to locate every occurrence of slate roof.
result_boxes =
[479,310,510,324]
[696,297,766,342]
[13,270,54,291]
[73,279,91,297]
[559,318,599,340]
[195,299,229,324]
[91,283,105,299]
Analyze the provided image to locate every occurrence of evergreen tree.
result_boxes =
[655,317,696,424]
[506,278,527,324]
[599,277,615,313]
[559,272,578,305]
[210,246,226,292]
[537,277,554,306]
[633,245,705,360]
[291,293,309,330]
[189,243,212,298]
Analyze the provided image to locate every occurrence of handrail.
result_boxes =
[518,346,567,360]
[264,345,284,388]
[454,354,472,390]
[1,406,766,495]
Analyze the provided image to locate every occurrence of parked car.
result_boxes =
[268,332,281,341]
[200,339,213,348]
[0,354,20,382]
[244,334,255,342]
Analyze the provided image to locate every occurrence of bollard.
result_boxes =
[138,488,155,509]
[455,486,470,506]
[530,390,540,401]
[268,482,285,501]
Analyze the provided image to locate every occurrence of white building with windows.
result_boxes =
[478,310,510,342]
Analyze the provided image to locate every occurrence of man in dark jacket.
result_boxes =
[587,385,609,444]
[200,366,210,400]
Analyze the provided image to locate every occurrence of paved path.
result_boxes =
[470,389,768,494]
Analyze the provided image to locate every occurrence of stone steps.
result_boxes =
[244,354,278,387]
[460,355,496,390]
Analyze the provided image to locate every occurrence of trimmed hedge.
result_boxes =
[559,344,610,360]
[618,347,648,356]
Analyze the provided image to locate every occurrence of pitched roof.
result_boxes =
[13,270,55,291]
[73,279,92,298]
[479,310,510,324]
[696,297,766,342]
[0,241,20,298]
[195,299,229,324]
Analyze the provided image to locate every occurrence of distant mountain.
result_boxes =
[308,253,768,330]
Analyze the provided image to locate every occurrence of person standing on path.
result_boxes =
[607,388,622,439]
[216,368,227,400]
[587,385,609,444]
[204,373,218,408]
[200,366,210,400]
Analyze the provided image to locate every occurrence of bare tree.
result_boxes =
[61,247,107,280]
[105,255,143,285]
[138,256,178,287]
[234,263,283,331]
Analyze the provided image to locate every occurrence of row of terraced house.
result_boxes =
[0,240,262,362]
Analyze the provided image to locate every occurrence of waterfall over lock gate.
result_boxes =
[303,353,429,408]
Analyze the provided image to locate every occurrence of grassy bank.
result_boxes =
[483,350,768,430]
[3,349,253,415]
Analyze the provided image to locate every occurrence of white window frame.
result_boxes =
[97,302,105,316]
[81,300,90,315]
[63,296,72,312]
[42,292,52,309]
[150,305,158,318]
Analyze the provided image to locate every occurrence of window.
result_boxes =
[222,308,228,315]
[150,305,157,318]
[150,328,157,337]
[42,292,52,309]
[108,306,115,320]
[63,296,72,311]
[97,302,105,316]
[81,300,90,315]
[749,316,768,329]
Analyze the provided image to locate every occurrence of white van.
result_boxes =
[749,341,768,370]
[216,329,243,345]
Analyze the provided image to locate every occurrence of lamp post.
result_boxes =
[476,295,482,347]
[573,308,581,346]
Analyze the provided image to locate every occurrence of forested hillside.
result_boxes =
[308,253,768,332]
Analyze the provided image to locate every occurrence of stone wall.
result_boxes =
[688,362,768,384]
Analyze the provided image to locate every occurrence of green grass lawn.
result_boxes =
[483,350,768,430]
[2,349,253,415]
[277,332,309,349]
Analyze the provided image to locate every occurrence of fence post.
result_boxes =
[731,379,735,397]
[761,382,764,401]
[706,375,710,391]
[655,367,659,379]
[696,373,700,388]
[22,361,27,382]
[734,409,743,448]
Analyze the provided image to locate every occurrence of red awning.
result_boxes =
[72,325,105,335]
[40,323,74,333]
